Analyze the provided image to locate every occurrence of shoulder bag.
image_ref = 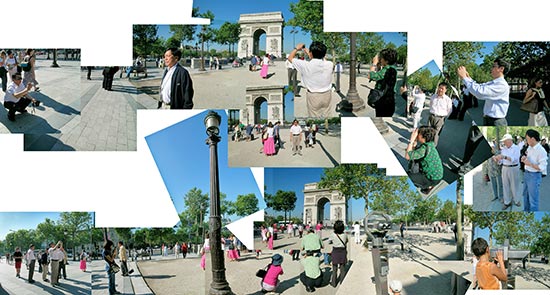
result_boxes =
[520,89,539,113]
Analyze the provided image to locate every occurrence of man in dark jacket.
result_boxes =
[159,48,194,109]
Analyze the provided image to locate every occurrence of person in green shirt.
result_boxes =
[406,126,443,194]
[300,252,323,292]
[368,48,398,117]
[301,229,323,254]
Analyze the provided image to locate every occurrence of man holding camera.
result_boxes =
[3,72,40,121]
[288,42,333,118]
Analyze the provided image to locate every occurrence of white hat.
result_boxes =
[500,134,513,142]
[390,280,402,292]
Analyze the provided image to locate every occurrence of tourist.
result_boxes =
[174,242,180,258]
[263,122,276,156]
[315,221,323,238]
[288,42,333,118]
[290,119,303,156]
[0,50,9,92]
[368,48,398,117]
[406,126,444,194]
[457,57,510,126]
[329,220,348,287]
[49,241,63,286]
[287,222,293,238]
[228,235,240,262]
[267,226,274,250]
[13,247,23,278]
[471,237,507,290]
[200,233,210,271]
[484,142,504,203]
[353,221,361,244]
[273,121,281,149]
[427,82,453,146]
[300,250,323,293]
[260,254,284,293]
[22,49,39,91]
[181,242,188,259]
[58,244,68,280]
[302,228,323,255]
[494,134,521,210]
[159,47,194,109]
[261,225,268,245]
[118,241,132,276]
[40,247,49,282]
[80,250,88,272]
[3,72,41,121]
[522,129,548,212]
[5,50,18,83]
[286,58,298,95]
[522,77,549,126]
[334,61,343,92]
[26,244,36,283]
[260,54,270,79]
[102,240,121,294]
[407,85,426,130]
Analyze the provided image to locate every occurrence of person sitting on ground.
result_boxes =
[471,237,507,290]
[260,254,284,293]
[300,250,323,293]
[3,72,40,121]
[405,126,444,194]
[301,228,323,255]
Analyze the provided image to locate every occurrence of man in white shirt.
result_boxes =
[353,222,361,244]
[285,59,298,96]
[26,244,36,283]
[334,61,343,92]
[289,119,303,156]
[3,72,40,121]
[457,57,510,126]
[288,42,333,118]
[49,241,63,286]
[521,129,548,212]
[428,82,452,146]
[494,134,521,210]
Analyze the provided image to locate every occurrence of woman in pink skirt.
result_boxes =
[260,54,270,79]
[267,228,274,250]
[228,235,240,261]
[263,122,276,156]
[79,250,88,271]
[200,233,210,270]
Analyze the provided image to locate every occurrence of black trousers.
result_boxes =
[4,98,32,116]
[462,125,484,164]
[300,272,323,289]
[409,172,440,190]
[121,260,128,275]
[28,259,36,281]
[58,261,66,279]
[292,250,301,260]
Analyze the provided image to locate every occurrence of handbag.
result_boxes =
[256,264,270,278]
[520,89,539,113]
[367,88,385,108]
[109,262,120,274]
[367,67,397,108]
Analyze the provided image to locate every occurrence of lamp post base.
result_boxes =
[346,91,365,112]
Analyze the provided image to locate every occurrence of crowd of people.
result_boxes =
[1,49,42,121]
[231,119,319,157]
[482,130,548,211]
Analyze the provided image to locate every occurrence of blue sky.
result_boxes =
[145,110,265,223]
[475,42,498,64]
[264,168,457,222]
[0,212,70,240]
[157,0,406,54]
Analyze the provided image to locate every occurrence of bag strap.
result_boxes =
[335,233,347,246]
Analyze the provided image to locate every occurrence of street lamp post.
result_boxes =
[204,111,233,295]
[346,32,365,111]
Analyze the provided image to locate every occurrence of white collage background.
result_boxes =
[1,0,549,294]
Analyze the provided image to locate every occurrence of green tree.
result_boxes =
[436,200,457,225]
[493,212,538,249]
[396,45,407,65]
[215,22,241,56]
[442,42,485,88]
[464,209,510,247]
[265,190,297,225]
[408,67,440,92]
[409,196,442,225]
[231,193,260,217]
[165,37,182,50]
[287,0,324,39]
[318,164,408,217]
[36,218,64,247]
[183,188,209,240]
[133,25,158,58]
[356,33,386,64]
[114,228,133,245]
[532,213,550,256]
[58,212,92,260]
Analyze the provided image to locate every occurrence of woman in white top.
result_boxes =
[411,86,426,130]
[523,77,548,126]
[0,50,8,92]
[260,54,270,79]
[5,50,18,83]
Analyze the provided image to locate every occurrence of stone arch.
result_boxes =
[238,12,284,58]
[242,85,285,125]
[303,183,347,227]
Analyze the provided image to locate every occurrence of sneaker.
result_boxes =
[129,269,134,274]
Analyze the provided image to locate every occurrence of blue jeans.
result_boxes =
[523,171,541,212]
[107,270,116,294]
[489,175,503,200]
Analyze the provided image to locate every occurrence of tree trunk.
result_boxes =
[456,176,464,260]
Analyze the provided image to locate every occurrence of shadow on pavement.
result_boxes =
[0,106,61,134]
[24,134,76,151]
[316,139,340,167]
[32,91,79,116]
[141,274,176,280]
